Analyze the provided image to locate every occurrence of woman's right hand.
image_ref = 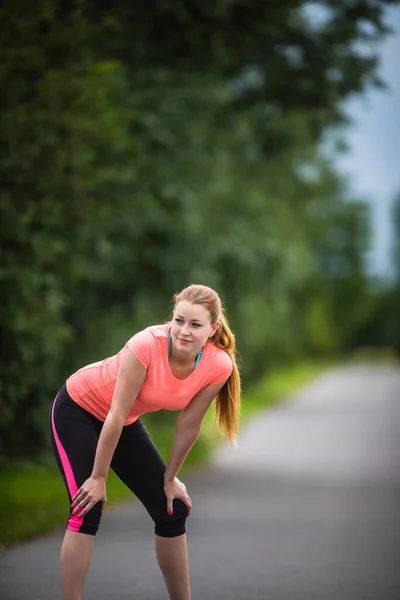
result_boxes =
[71,476,107,517]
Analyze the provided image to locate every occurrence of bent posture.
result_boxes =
[50,284,241,600]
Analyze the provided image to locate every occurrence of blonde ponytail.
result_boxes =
[210,311,241,444]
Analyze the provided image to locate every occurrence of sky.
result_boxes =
[335,4,400,279]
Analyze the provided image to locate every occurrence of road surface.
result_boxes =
[1,364,400,599]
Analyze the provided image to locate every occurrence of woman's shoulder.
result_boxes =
[142,323,170,344]
[126,323,169,348]
[124,324,169,368]
[203,343,233,384]
[205,343,233,369]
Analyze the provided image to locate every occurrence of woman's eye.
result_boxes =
[192,323,201,327]
[175,318,183,323]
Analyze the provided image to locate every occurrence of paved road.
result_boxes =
[1,365,400,599]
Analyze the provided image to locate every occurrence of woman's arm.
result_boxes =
[71,348,146,517]
[164,380,227,515]
[91,349,146,479]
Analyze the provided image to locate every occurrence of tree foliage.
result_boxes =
[1,0,398,460]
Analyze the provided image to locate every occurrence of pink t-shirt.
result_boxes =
[66,324,233,425]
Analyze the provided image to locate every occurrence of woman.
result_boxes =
[50,283,241,600]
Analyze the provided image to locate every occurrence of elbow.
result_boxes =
[106,410,126,430]
[176,414,202,437]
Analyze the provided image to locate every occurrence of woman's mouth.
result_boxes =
[178,338,191,344]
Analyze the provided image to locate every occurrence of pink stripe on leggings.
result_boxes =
[51,393,84,532]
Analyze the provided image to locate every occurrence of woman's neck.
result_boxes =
[169,345,197,367]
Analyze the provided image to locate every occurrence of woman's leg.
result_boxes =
[60,530,94,600]
[111,419,191,600]
[50,385,102,600]
[155,534,191,600]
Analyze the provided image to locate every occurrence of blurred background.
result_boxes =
[0,0,399,545]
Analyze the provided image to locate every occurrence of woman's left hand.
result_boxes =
[164,476,192,517]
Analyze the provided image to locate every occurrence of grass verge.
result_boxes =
[0,360,331,548]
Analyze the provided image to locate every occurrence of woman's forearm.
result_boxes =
[91,412,124,480]
[164,420,201,482]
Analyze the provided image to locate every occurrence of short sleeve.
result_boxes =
[209,350,233,385]
[125,329,156,369]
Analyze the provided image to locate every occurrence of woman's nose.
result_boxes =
[180,324,190,336]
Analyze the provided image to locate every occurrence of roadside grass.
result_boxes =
[348,346,399,364]
[0,466,131,548]
[238,360,332,421]
[0,360,331,548]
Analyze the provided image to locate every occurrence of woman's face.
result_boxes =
[171,300,218,356]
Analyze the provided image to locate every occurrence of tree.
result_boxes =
[1,0,398,460]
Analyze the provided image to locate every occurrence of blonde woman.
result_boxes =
[50,284,241,600]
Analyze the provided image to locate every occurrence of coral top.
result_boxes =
[66,324,232,425]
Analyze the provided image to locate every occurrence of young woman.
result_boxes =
[50,284,241,600]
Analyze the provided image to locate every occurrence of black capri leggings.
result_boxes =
[50,384,188,537]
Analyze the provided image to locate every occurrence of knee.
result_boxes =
[154,499,188,538]
[67,501,102,536]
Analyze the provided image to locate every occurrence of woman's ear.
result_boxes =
[210,322,219,338]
